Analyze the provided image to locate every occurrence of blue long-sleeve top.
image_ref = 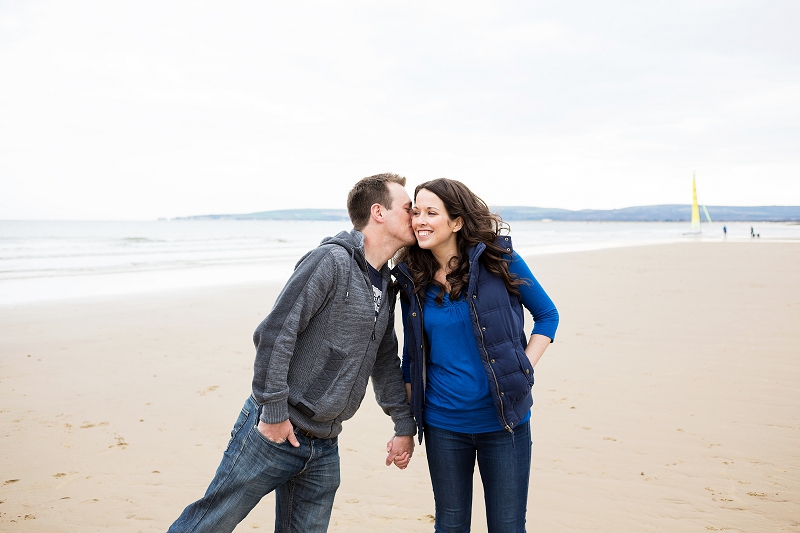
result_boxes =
[401,252,559,433]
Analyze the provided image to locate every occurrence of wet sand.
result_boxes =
[1,241,798,532]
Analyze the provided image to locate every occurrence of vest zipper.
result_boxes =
[413,292,427,389]
[471,298,511,432]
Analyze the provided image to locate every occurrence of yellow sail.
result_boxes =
[691,174,701,232]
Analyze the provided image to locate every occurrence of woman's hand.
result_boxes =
[385,435,415,469]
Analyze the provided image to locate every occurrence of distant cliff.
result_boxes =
[178,209,350,221]
[176,205,800,222]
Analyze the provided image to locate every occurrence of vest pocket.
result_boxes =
[515,347,535,387]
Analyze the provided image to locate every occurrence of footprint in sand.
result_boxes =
[4,480,19,486]
[53,473,66,478]
[80,422,109,429]
[109,435,128,449]
[199,386,219,396]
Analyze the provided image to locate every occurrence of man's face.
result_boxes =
[384,182,416,247]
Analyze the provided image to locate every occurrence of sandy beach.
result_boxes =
[1,241,798,532]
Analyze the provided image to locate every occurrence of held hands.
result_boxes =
[385,435,414,470]
[257,419,300,448]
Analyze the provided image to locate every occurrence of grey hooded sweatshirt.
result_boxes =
[251,229,415,439]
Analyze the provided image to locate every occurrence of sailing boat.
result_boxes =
[687,173,713,235]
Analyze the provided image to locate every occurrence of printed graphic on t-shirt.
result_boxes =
[372,285,382,315]
[367,263,383,316]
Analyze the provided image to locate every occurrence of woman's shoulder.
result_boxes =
[494,234,513,252]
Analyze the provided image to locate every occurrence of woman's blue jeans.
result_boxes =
[167,395,340,533]
[424,421,531,533]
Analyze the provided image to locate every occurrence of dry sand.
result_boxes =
[1,241,798,532]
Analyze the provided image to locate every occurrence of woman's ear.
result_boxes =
[452,217,464,232]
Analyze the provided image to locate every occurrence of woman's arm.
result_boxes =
[525,334,552,368]
[508,250,560,343]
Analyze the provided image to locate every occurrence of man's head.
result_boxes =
[347,173,408,231]
[348,173,416,256]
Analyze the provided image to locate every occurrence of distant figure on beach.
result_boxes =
[393,178,559,533]
[751,226,755,238]
[723,225,727,237]
[166,173,417,533]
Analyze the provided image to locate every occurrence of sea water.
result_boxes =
[1,219,797,305]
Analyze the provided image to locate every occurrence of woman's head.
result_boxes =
[398,178,520,303]
[412,178,501,253]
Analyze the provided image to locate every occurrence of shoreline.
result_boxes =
[2,233,798,307]
[1,242,798,532]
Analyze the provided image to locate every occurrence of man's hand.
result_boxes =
[385,435,414,469]
[257,419,300,448]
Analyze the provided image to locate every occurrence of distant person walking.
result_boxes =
[723,225,727,238]
[751,226,755,238]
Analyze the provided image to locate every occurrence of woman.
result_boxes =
[393,178,559,533]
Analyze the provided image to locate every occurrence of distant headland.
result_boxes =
[175,205,800,222]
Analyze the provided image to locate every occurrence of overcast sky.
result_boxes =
[1,1,798,220]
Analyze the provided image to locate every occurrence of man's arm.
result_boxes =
[371,301,417,469]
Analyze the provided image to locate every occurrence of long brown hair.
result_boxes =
[396,178,524,304]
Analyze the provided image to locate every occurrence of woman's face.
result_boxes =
[412,188,462,254]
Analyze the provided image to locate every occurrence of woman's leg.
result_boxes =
[476,421,531,533]
[424,426,477,533]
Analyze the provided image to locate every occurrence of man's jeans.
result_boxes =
[424,421,531,533]
[167,395,340,533]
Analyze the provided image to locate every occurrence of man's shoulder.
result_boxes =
[297,242,353,267]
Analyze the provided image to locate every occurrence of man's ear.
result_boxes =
[370,203,383,223]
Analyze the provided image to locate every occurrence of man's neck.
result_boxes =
[361,230,396,271]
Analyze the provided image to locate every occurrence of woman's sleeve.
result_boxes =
[509,251,559,341]
[399,297,412,383]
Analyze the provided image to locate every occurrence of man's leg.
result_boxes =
[167,396,311,533]
[274,434,341,533]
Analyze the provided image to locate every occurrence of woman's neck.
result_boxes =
[430,243,459,288]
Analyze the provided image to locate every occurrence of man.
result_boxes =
[167,173,417,533]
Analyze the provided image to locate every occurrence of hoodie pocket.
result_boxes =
[298,346,358,421]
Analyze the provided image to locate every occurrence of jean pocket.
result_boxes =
[225,406,250,451]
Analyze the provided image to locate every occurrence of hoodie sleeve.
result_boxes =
[371,294,417,437]
[252,248,338,424]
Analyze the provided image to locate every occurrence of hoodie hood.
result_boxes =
[296,229,367,301]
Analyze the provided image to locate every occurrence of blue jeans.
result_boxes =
[424,421,531,533]
[167,395,340,533]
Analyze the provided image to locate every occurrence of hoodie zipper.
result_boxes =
[356,248,379,340]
